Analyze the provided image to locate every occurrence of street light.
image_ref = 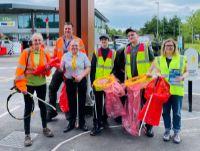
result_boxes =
[155,0,159,39]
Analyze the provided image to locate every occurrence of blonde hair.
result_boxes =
[161,38,179,56]
[31,33,43,42]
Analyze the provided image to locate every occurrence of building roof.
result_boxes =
[0,3,57,13]
[95,9,109,23]
[0,3,109,23]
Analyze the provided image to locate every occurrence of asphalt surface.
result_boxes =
[0,55,200,151]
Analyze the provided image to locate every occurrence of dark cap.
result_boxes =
[99,34,109,40]
[125,28,137,35]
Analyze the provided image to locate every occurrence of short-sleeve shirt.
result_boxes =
[61,51,91,79]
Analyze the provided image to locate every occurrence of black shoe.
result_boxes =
[101,121,109,129]
[145,127,154,137]
[79,125,88,131]
[90,127,101,136]
[47,111,58,122]
[63,124,74,133]
[114,116,122,124]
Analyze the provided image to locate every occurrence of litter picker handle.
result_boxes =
[27,92,56,111]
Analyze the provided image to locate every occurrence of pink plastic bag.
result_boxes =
[104,81,126,118]
[122,84,142,136]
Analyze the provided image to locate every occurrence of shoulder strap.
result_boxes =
[24,48,31,74]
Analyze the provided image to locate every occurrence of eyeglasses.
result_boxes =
[127,34,137,38]
[34,39,41,42]
[165,45,174,48]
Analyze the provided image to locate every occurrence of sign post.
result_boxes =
[184,48,199,112]
[177,35,183,53]
[45,17,49,47]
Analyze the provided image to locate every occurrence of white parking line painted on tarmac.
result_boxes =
[0,67,16,70]
[51,131,90,151]
[0,105,20,118]
[51,125,121,151]
[0,77,14,82]
[185,92,200,96]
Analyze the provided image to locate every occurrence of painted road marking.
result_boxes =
[0,67,16,70]
[51,125,122,151]
[0,77,14,82]
[0,105,20,119]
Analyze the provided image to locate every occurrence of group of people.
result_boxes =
[14,22,187,147]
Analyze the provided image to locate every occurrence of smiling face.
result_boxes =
[100,38,109,49]
[64,24,73,38]
[71,40,79,55]
[127,31,139,45]
[163,41,175,57]
[32,35,43,51]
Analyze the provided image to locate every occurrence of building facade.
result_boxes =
[0,3,109,46]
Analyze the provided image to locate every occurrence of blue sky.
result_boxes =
[0,0,200,29]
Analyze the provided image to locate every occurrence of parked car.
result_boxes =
[0,39,21,55]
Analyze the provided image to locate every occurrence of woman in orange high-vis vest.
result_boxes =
[47,22,85,121]
[15,33,54,147]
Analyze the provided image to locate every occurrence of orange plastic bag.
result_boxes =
[59,83,69,112]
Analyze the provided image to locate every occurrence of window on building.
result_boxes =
[35,12,59,28]
[18,14,31,28]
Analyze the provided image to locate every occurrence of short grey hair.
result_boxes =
[31,33,43,42]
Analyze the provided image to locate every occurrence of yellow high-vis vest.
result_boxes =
[95,48,116,79]
[155,55,186,96]
[125,43,151,79]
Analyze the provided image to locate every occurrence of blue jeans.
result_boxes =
[162,95,183,134]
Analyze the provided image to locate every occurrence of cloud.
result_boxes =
[95,0,200,29]
[0,0,199,29]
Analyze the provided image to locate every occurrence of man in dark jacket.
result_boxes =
[112,28,155,137]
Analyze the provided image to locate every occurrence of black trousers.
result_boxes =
[24,84,47,135]
[65,78,87,127]
[93,90,108,127]
[48,69,63,112]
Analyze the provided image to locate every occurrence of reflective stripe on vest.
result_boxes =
[15,74,25,81]
[125,43,151,79]
[156,55,186,96]
[17,64,26,70]
[95,48,115,79]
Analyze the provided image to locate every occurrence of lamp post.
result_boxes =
[155,0,159,39]
[191,10,194,44]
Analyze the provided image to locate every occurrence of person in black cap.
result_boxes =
[90,34,116,136]
[112,28,155,137]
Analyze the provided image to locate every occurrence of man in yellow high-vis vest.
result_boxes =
[112,28,155,137]
[90,34,116,136]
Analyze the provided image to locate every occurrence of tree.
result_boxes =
[140,15,181,40]
[107,27,125,40]
[140,16,158,37]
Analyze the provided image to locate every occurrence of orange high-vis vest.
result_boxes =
[15,47,51,92]
[53,35,85,62]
